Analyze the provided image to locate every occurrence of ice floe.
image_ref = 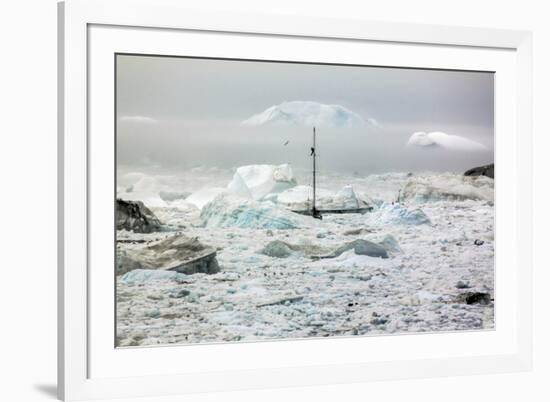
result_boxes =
[258,240,295,258]
[200,193,306,229]
[119,269,187,285]
[315,239,389,259]
[377,234,403,254]
[366,202,431,226]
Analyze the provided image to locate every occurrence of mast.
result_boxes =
[311,126,322,219]
[312,126,316,215]
[289,125,371,217]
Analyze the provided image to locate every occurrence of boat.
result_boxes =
[292,127,373,219]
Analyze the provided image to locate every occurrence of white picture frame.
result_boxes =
[58,0,533,400]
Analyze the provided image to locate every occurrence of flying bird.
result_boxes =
[283,140,289,146]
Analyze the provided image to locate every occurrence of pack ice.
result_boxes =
[116,166,495,347]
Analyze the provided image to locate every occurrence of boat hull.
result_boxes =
[291,207,373,216]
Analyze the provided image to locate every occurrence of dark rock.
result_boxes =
[170,289,191,298]
[474,239,484,246]
[116,199,162,233]
[464,163,494,179]
[116,239,147,244]
[455,280,471,289]
[370,317,389,325]
[457,292,492,305]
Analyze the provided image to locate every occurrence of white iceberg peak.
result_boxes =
[241,100,370,128]
[227,164,297,201]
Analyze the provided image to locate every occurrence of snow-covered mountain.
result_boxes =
[407,131,488,152]
[241,101,369,128]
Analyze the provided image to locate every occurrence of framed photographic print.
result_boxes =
[58,0,533,400]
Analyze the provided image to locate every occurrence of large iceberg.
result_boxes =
[367,202,431,226]
[241,101,369,128]
[227,169,253,199]
[227,164,297,201]
[399,174,494,203]
[200,193,305,229]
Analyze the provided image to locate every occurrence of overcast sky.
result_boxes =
[116,54,494,175]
